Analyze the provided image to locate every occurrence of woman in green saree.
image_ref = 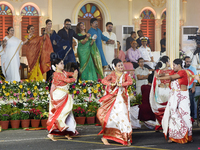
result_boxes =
[76,22,104,80]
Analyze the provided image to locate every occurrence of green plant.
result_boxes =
[10,107,20,120]
[20,110,30,120]
[73,104,86,117]
[29,108,42,119]
[40,112,49,120]
[1,114,9,121]
[130,93,142,106]
[86,110,96,117]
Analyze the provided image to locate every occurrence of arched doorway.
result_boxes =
[21,5,39,56]
[161,11,166,39]
[140,9,155,51]
[78,3,103,32]
[0,4,13,41]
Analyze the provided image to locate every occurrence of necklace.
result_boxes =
[56,70,63,73]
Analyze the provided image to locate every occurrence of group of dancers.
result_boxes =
[46,52,199,145]
[0,18,199,145]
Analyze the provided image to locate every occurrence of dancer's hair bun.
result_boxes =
[50,52,58,62]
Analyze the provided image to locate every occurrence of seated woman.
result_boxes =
[97,58,133,146]
[117,41,126,62]
[155,59,192,144]
[47,53,78,141]
[150,57,171,131]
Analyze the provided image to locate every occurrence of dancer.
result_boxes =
[76,22,104,80]
[155,59,192,144]
[97,58,133,146]
[23,25,53,81]
[47,53,78,141]
[0,27,28,81]
[150,57,171,131]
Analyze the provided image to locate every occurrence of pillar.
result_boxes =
[128,0,133,25]
[48,0,53,20]
[155,19,163,52]
[133,18,141,34]
[13,15,22,39]
[166,0,180,64]
[182,0,187,23]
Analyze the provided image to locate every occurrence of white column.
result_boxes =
[155,19,163,52]
[166,0,180,64]
[182,0,187,23]
[128,0,133,25]
[13,15,22,39]
[48,0,53,20]
[133,18,141,34]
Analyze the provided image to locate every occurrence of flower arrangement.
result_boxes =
[20,110,30,120]
[73,104,86,117]
[0,80,49,102]
[130,93,142,106]
[1,114,9,121]
[40,112,49,120]
[29,108,42,119]
[179,49,186,60]
[10,107,21,120]
[69,79,105,103]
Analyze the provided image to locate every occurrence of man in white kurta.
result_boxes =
[103,22,117,65]
[138,37,154,69]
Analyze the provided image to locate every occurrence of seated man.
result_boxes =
[138,37,154,69]
[135,57,150,94]
[126,40,141,69]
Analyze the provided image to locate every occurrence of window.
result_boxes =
[0,4,13,41]
[140,9,155,51]
[78,3,103,31]
[21,5,39,56]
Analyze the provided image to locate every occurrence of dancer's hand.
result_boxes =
[73,70,78,79]
[194,75,200,82]
[154,71,159,78]
[86,33,91,38]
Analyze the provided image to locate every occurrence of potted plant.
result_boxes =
[86,109,96,124]
[10,107,21,129]
[73,104,86,125]
[0,114,10,130]
[29,108,42,127]
[87,101,100,124]
[20,110,30,128]
[40,111,49,127]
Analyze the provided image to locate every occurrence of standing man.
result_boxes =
[135,58,150,94]
[138,37,154,69]
[136,30,151,49]
[160,32,166,56]
[126,31,137,51]
[103,22,117,65]
[58,18,90,64]
[88,18,114,67]
[184,56,197,119]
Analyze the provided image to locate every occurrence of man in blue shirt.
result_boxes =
[184,56,197,119]
[88,18,114,67]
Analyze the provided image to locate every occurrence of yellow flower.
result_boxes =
[5,93,9,96]
[2,85,5,89]
[34,86,38,90]
[25,79,29,82]
[97,84,100,87]
[85,81,88,83]
[22,93,25,97]
[33,92,37,97]
[5,81,8,84]
[79,80,82,84]
[91,88,94,92]
[19,85,23,89]
[13,81,16,84]
[73,90,76,94]
[83,89,87,93]
[27,88,30,90]
[94,90,98,94]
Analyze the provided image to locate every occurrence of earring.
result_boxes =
[28,30,30,33]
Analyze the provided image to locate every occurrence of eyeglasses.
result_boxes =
[65,24,71,26]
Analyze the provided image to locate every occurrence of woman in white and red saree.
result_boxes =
[97,58,133,146]
[150,57,171,131]
[155,59,193,144]
[47,54,78,141]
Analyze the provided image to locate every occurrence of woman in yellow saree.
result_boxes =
[22,25,53,81]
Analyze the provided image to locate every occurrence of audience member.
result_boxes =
[126,31,136,51]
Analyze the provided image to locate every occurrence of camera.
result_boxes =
[188,33,200,55]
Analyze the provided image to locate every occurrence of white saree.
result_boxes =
[0,36,22,81]
[162,79,192,143]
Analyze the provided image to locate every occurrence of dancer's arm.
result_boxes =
[120,75,133,87]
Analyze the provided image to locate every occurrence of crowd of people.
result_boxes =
[0,17,199,145]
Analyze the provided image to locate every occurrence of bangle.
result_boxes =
[170,77,172,80]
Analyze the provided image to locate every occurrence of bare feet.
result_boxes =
[65,134,72,140]
[128,141,131,146]
[168,140,173,143]
[101,138,110,145]
[47,134,57,141]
